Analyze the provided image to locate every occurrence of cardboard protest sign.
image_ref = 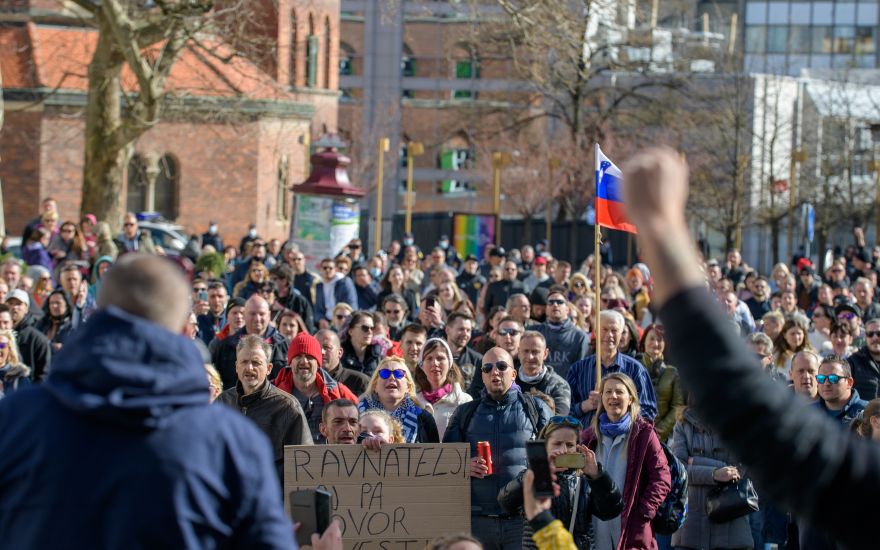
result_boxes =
[284,443,471,549]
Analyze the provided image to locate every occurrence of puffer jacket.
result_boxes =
[443,388,552,516]
[641,354,685,442]
[517,367,572,415]
[671,409,754,550]
[582,418,671,550]
[418,383,472,437]
[217,379,313,479]
[498,466,624,549]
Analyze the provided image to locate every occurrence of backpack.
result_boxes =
[652,441,688,535]
[457,392,541,440]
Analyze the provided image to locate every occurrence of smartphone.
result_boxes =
[526,440,555,498]
[289,488,332,547]
[197,291,209,302]
[356,431,370,443]
[554,453,586,470]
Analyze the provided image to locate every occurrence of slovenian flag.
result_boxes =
[595,144,637,234]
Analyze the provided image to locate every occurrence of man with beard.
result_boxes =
[315,329,370,397]
[272,332,357,443]
[6,290,51,382]
[444,312,482,388]
[532,287,589,378]
[516,331,571,414]
[318,399,360,444]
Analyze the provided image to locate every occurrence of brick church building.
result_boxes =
[0,0,339,241]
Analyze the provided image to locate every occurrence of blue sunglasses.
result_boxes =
[378,368,407,380]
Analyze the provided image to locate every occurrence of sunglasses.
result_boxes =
[837,312,856,321]
[0,342,7,349]
[335,314,348,320]
[378,368,407,380]
[547,298,566,306]
[123,222,135,227]
[322,265,335,271]
[481,361,512,373]
[868,331,880,338]
[497,328,521,337]
[356,324,374,333]
[816,374,848,384]
[572,281,586,288]
[547,415,581,428]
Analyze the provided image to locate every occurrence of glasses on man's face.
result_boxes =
[123,222,135,227]
[547,298,566,306]
[378,368,406,380]
[867,330,880,339]
[292,256,305,262]
[322,265,334,271]
[816,374,848,385]
[837,312,856,321]
[481,361,512,373]
[497,328,521,337]
[193,287,207,293]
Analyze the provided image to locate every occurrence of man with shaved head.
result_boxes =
[0,254,296,547]
[212,294,289,389]
[444,346,552,549]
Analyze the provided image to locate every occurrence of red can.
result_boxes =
[477,441,493,475]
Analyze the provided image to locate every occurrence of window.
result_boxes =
[439,148,474,193]
[125,154,178,220]
[856,26,876,54]
[746,26,768,53]
[812,26,833,53]
[155,155,178,220]
[790,26,811,53]
[339,43,354,76]
[324,18,332,89]
[834,26,855,53]
[289,10,297,87]
[857,2,878,25]
[812,2,833,24]
[745,1,768,24]
[790,2,811,24]
[307,35,319,87]
[835,2,857,25]
[452,45,479,100]
[401,45,416,98]
[767,2,789,24]
[767,26,789,52]
[127,155,148,213]
[277,155,290,221]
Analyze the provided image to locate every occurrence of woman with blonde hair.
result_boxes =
[359,409,405,447]
[568,272,591,302]
[852,398,880,441]
[0,329,31,394]
[331,303,354,332]
[232,262,270,300]
[581,373,670,550]
[204,364,223,402]
[413,338,472,436]
[358,357,440,443]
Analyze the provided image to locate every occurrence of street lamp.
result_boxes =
[788,149,808,259]
[404,141,424,235]
[492,151,513,246]
[374,137,390,254]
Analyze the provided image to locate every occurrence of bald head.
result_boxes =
[481,346,517,400]
[244,294,270,335]
[97,254,190,331]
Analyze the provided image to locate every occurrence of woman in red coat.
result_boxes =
[582,372,671,550]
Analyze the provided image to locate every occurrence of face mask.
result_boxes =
[370,267,382,278]
[248,229,257,238]
[439,240,449,249]
[209,225,218,235]
[403,238,414,246]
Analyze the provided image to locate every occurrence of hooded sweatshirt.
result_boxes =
[0,306,295,548]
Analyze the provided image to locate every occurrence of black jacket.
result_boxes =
[483,279,526,316]
[498,467,623,549]
[457,271,487,306]
[326,364,370,397]
[663,287,880,550]
[211,327,289,390]
[217,380,312,479]
[278,290,316,334]
[340,341,382,377]
[846,347,880,401]
[516,367,572,415]
[454,346,483,390]
[15,313,51,382]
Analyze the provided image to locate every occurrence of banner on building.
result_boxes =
[284,444,471,549]
[453,213,495,260]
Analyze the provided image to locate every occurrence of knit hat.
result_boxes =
[225,297,246,317]
[288,332,323,368]
[418,337,453,367]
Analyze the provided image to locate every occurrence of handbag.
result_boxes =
[706,478,759,522]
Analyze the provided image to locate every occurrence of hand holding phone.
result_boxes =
[289,489,332,547]
[526,441,554,498]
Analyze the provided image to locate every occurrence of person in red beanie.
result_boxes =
[274,332,358,442]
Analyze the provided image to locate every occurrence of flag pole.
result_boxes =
[594,143,602,392]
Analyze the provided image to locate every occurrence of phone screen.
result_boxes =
[526,440,554,498]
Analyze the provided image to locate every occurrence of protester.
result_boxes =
[581,373,671,550]
[846,316,880,400]
[444,312,483,388]
[498,415,623,549]
[851,398,880,440]
[35,289,74,352]
[269,263,315,333]
[0,329,31,396]
[444,346,552,550]
[318,398,360,444]
[457,254,487,306]
[399,323,428,373]
[814,355,867,424]
[829,321,856,358]
[414,338,473,436]
[6,290,51,382]
[532,287,589,378]
[315,329,370,397]
[382,294,410,340]
[339,311,382,376]
[358,357,440,443]
[205,363,223,402]
[331,303,353,332]
[273,332,357,442]
[790,350,820,402]
[514,331,571,415]
[217,333,313,479]
[377,265,419,322]
[315,257,358,327]
[114,213,157,255]
[359,409,405,446]
[484,260,526,316]
[0,254,297,547]
[505,293,531,327]
[638,323,684,442]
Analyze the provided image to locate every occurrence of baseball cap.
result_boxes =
[534,256,548,266]
[6,289,29,307]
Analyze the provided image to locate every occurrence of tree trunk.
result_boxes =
[80,24,128,231]
[770,218,780,266]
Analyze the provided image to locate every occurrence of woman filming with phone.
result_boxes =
[581,373,671,550]
[498,415,624,549]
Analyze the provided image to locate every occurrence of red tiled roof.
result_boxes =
[0,22,294,101]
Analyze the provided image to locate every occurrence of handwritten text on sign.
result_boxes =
[284,444,471,550]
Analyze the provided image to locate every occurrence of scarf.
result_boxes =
[359,394,422,443]
[518,367,545,384]
[545,319,571,332]
[598,412,632,438]
[421,383,453,405]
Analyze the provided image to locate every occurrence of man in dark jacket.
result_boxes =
[532,287,589,378]
[200,221,224,251]
[315,329,369,396]
[217,333,313,479]
[517,331,571,414]
[744,276,772,321]
[846,317,880,400]
[113,213,157,255]
[457,254,487,306]
[269,264,315,333]
[5,291,51,382]
[212,295,289,389]
[444,346,552,550]
[352,265,379,311]
[444,312,483,389]
[196,281,228,346]
[284,246,317,305]
[484,260,526,316]
[0,254,295,548]
[815,355,867,423]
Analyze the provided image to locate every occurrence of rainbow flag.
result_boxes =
[453,214,495,259]
[595,144,637,234]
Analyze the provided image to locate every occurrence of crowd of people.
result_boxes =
[1,192,879,550]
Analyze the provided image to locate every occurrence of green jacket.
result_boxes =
[641,354,685,441]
